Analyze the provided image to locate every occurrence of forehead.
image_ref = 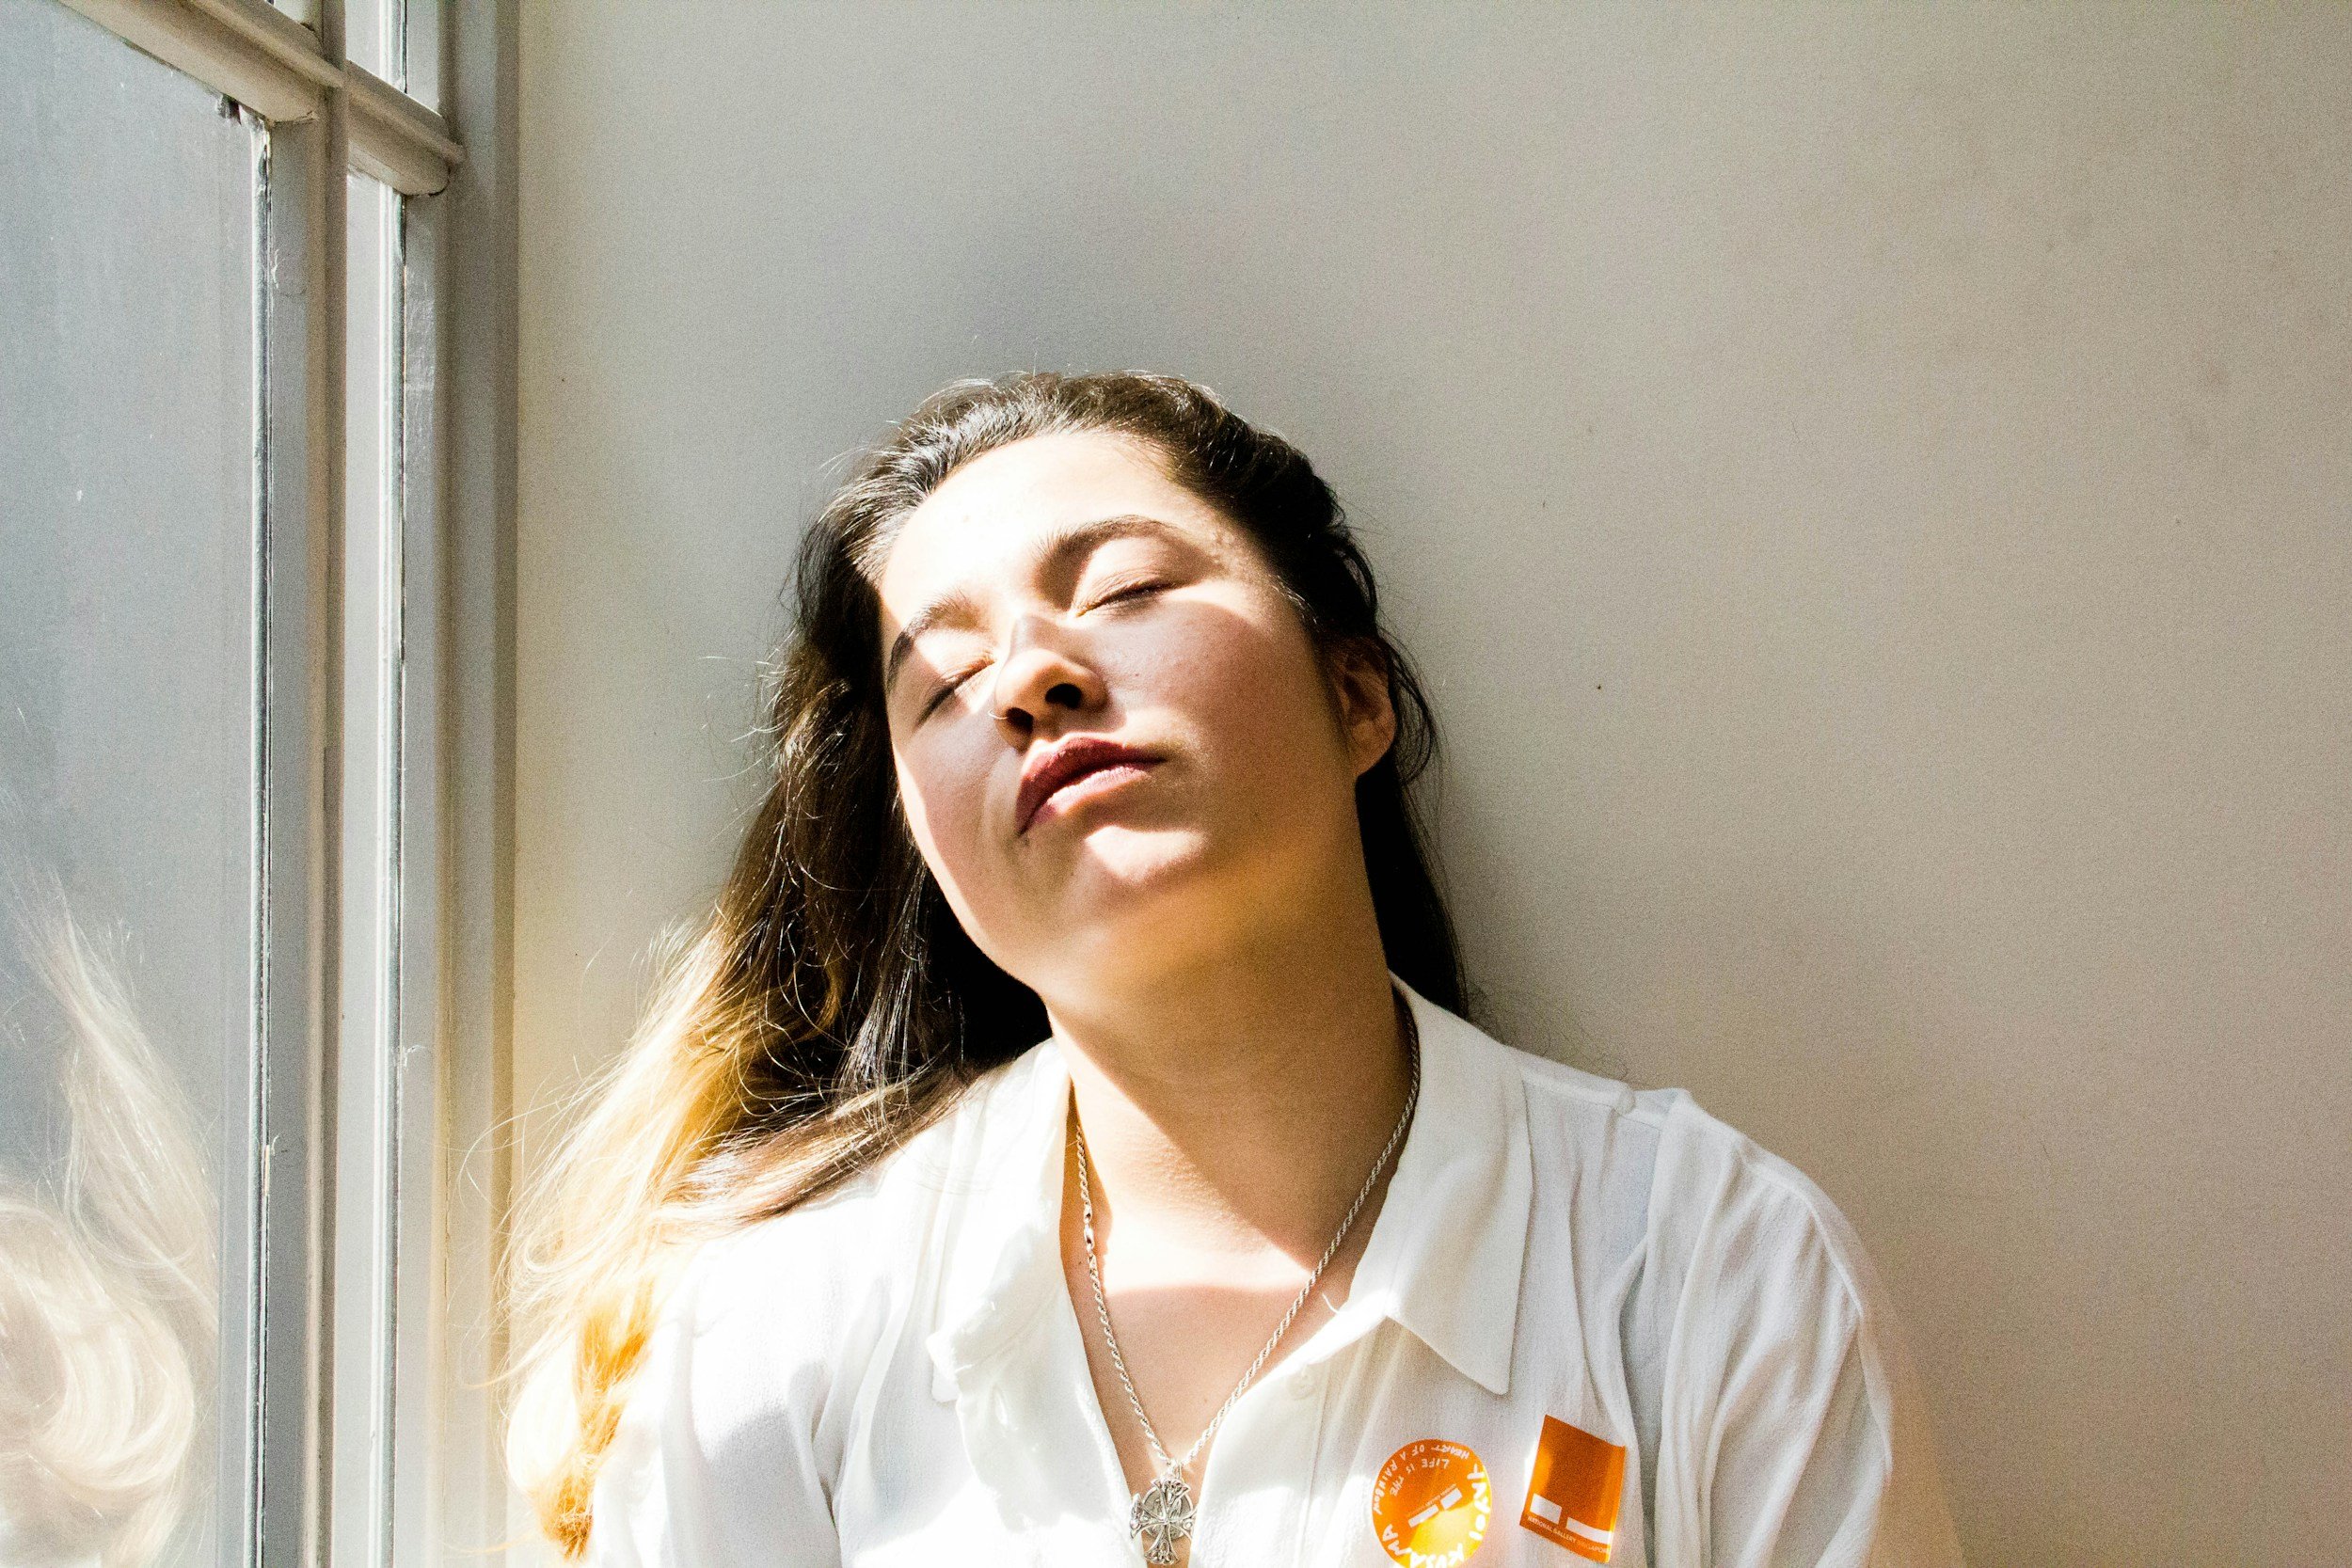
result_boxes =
[874,428,1233,606]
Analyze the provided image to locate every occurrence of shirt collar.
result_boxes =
[1332,969,1534,1396]
[924,968,1535,1402]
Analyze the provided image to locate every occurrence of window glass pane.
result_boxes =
[402,0,439,114]
[343,0,405,97]
[0,4,262,1567]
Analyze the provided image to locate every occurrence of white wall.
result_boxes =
[517,6,2351,1560]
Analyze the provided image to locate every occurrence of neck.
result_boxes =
[1044,906,1415,1269]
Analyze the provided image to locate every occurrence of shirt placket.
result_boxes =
[1182,1303,1387,1568]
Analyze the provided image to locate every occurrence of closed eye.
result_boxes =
[920,660,988,720]
[1083,577,1169,612]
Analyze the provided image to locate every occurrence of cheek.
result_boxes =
[891,731,1000,889]
[1149,603,1344,784]
[891,745,954,857]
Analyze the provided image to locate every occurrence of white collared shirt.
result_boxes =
[586,973,1967,1567]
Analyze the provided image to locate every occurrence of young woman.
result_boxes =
[507,372,1968,1567]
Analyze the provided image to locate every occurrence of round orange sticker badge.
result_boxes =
[1371,1439,1493,1567]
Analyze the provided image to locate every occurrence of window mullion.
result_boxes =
[249,98,347,1568]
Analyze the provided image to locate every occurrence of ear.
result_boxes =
[1326,638,1398,780]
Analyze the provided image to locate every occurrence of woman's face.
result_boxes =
[874,428,1394,996]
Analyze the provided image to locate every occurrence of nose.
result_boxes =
[990,617,1106,740]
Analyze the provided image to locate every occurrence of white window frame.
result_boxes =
[42,1,516,1564]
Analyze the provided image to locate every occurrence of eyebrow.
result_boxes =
[882,513,1195,694]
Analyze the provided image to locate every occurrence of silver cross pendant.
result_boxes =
[1129,1472,1198,1564]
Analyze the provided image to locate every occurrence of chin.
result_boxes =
[1038,822,1228,933]
[1062,821,1216,890]
[1004,826,1274,990]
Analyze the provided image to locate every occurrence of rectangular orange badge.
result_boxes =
[1519,1416,1627,1561]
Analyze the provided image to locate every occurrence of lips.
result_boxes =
[1016,736,1163,834]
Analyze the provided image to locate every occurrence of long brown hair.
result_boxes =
[504,371,1468,1554]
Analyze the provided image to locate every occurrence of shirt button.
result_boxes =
[1284,1368,1321,1400]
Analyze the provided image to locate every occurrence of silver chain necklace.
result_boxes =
[1071,998,1422,1564]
